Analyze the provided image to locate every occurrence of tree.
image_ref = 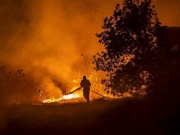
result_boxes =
[93,0,161,96]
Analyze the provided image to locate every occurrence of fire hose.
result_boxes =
[64,87,82,95]
[65,87,111,100]
[90,90,111,100]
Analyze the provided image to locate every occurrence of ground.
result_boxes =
[1,97,180,135]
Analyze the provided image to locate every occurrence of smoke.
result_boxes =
[0,0,109,104]
[153,0,180,26]
[0,0,179,105]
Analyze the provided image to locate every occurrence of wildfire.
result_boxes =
[41,73,146,104]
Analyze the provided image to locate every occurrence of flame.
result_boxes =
[63,94,80,99]
[43,93,80,103]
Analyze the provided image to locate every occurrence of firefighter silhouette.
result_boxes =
[80,76,91,102]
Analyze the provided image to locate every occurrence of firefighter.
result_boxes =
[80,76,91,102]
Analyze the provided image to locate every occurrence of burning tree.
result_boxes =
[93,0,161,96]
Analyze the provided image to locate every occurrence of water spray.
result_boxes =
[65,87,111,100]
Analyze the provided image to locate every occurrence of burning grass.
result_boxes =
[43,93,81,103]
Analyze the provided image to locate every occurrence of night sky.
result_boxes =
[0,0,180,97]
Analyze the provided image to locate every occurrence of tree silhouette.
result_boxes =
[93,0,161,95]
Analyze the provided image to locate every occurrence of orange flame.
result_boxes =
[43,93,80,103]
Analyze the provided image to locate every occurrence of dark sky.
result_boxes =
[0,0,179,97]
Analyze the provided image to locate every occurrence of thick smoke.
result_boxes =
[0,0,111,104]
[0,0,179,105]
